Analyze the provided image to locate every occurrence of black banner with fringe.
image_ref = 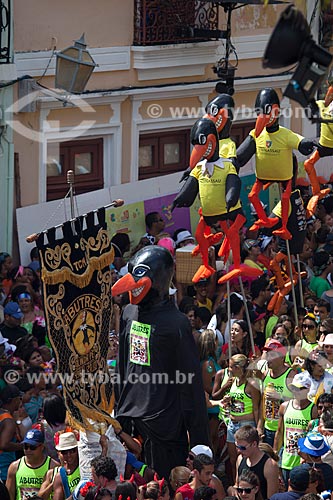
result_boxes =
[36,207,120,431]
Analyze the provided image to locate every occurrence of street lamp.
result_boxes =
[55,34,96,94]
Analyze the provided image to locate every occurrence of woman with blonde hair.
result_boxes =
[222,354,261,482]
[169,467,191,499]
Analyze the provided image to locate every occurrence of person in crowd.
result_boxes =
[194,279,213,314]
[297,432,333,490]
[143,212,166,245]
[174,230,195,249]
[220,293,245,346]
[259,338,296,446]
[115,482,137,500]
[234,469,262,500]
[250,276,272,316]
[183,304,200,343]
[292,351,333,402]
[264,300,289,341]
[222,356,261,482]
[85,486,113,500]
[0,302,27,345]
[232,426,279,500]
[274,375,317,488]
[51,432,80,500]
[293,313,319,360]
[310,252,333,299]
[0,480,10,500]
[111,233,131,272]
[308,393,333,432]
[0,253,13,297]
[185,445,225,500]
[23,366,46,423]
[40,393,67,460]
[91,456,118,492]
[314,300,331,325]
[269,465,310,500]
[0,385,24,481]
[16,291,45,339]
[193,486,217,500]
[169,467,192,499]
[175,454,215,500]
[257,236,275,273]
[306,467,325,495]
[322,334,333,372]
[241,240,265,272]
[6,428,59,500]
[139,479,170,500]
[198,329,221,453]
[222,321,261,360]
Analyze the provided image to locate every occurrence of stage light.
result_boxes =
[263,5,332,121]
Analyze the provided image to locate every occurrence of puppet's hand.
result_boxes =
[179,167,190,183]
[298,138,318,155]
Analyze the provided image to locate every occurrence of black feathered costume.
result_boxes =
[112,246,209,478]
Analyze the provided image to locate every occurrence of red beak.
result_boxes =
[325,86,333,107]
[111,273,152,305]
[189,135,217,169]
[255,104,279,138]
[204,108,228,134]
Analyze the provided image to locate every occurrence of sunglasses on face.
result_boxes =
[188,453,195,460]
[236,487,254,494]
[302,324,315,330]
[24,443,40,451]
[61,447,77,455]
[235,443,251,451]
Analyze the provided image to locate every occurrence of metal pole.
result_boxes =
[286,239,299,327]
[67,170,75,221]
[296,254,304,308]
[239,276,255,355]
[227,270,232,361]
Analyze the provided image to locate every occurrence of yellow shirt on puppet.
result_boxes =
[190,158,241,217]
[317,100,333,148]
[249,126,303,181]
[219,137,236,158]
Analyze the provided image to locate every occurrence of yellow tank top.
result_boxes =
[16,456,51,500]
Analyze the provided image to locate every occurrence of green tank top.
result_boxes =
[218,369,230,421]
[300,339,318,354]
[263,368,293,431]
[66,465,81,492]
[229,379,253,418]
[281,400,314,470]
[16,456,51,500]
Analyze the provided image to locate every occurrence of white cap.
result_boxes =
[175,230,195,246]
[190,444,213,458]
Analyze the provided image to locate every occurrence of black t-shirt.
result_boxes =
[0,323,28,344]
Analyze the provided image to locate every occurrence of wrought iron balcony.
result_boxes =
[0,0,11,63]
[134,0,220,45]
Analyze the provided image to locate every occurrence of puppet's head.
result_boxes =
[204,94,235,139]
[189,118,219,169]
[111,246,174,306]
[254,88,280,137]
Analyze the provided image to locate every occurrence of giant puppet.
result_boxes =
[172,95,263,284]
[111,246,209,479]
[235,87,317,239]
[303,73,333,216]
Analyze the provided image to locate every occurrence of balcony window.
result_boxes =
[134,0,219,45]
[139,130,190,179]
[46,138,103,201]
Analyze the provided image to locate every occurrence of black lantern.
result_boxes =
[55,34,96,94]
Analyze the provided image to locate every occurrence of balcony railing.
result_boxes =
[0,0,11,63]
[134,0,220,45]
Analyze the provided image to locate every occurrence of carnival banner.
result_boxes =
[36,207,120,431]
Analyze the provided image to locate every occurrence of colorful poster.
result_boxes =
[144,194,191,237]
[106,201,145,249]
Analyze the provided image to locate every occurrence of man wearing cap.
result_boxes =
[259,337,297,446]
[184,446,225,500]
[50,432,80,500]
[175,230,195,248]
[6,428,58,500]
[175,454,215,500]
[273,374,317,488]
[269,465,310,500]
[0,385,25,481]
[242,239,265,272]
[298,432,333,490]
[251,276,272,316]
[257,236,276,273]
[0,302,28,345]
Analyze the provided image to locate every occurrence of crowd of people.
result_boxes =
[1,188,333,500]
